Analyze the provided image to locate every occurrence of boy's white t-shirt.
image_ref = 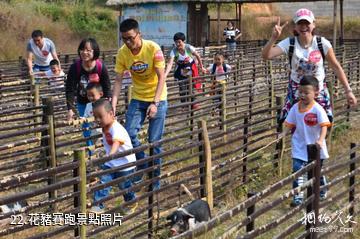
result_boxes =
[207,64,231,82]
[83,102,102,137]
[45,70,65,86]
[45,69,65,77]
[102,121,136,170]
[284,101,331,161]
[277,36,332,92]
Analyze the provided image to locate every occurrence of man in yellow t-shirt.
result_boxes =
[112,18,167,191]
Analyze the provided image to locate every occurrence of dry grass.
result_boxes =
[204,115,360,239]
[0,0,117,61]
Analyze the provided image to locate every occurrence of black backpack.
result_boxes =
[211,63,228,75]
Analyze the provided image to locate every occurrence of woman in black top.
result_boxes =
[66,38,111,120]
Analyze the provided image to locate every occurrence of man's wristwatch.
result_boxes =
[152,101,160,107]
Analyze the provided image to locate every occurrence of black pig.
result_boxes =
[166,199,211,236]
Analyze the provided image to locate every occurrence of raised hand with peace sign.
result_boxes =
[271,17,288,41]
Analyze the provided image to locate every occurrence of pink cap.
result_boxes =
[293,8,315,24]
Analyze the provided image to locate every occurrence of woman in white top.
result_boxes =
[165,32,206,106]
[262,8,357,122]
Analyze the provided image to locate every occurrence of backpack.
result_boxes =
[288,36,325,68]
[75,59,103,79]
[211,63,228,75]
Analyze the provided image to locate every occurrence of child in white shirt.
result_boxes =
[207,52,231,107]
[34,59,65,86]
[281,76,331,206]
[90,99,137,214]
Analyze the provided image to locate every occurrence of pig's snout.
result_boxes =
[170,228,178,236]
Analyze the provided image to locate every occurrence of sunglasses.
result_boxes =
[122,32,139,42]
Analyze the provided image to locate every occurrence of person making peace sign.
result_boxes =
[262,8,357,123]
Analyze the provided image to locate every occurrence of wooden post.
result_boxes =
[332,0,338,50]
[220,81,227,142]
[73,148,86,237]
[236,59,241,112]
[306,144,320,239]
[78,148,87,239]
[42,97,58,211]
[21,59,28,77]
[246,192,256,232]
[346,51,351,123]
[32,74,41,139]
[189,75,193,111]
[358,50,360,92]
[242,113,248,183]
[349,143,356,228]
[251,58,255,122]
[328,78,335,151]
[199,120,213,210]
[0,70,2,100]
[238,4,242,34]
[268,61,275,127]
[189,76,194,154]
[275,97,284,175]
[65,54,69,64]
[339,0,344,45]
[217,3,221,45]
[197,121,205,199]
[117,6,123,48]
[148,147,154,239]
[232,61,238,113]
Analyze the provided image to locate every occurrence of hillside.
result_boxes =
[1,1,360,61]
[0,0,117,61]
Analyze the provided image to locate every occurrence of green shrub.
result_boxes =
[67,8,116,36]
[35,4,65,22]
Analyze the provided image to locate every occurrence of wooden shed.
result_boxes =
[106,0,346,47]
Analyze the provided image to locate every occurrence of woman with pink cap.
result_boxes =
[262,8,357,122]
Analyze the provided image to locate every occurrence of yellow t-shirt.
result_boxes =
[115,39,167,101]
